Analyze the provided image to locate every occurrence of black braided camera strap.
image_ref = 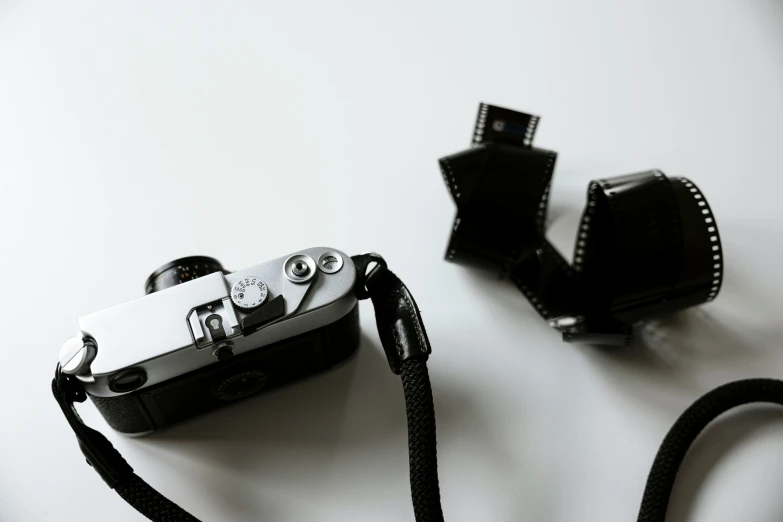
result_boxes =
[637,378,783,521]
[52,259,783,521]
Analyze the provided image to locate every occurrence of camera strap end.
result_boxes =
[363,263,432,375]
[52,368,134,489]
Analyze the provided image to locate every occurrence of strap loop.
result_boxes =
[52,367,134,488]
[352,255,432,374]
[352,251,388,300]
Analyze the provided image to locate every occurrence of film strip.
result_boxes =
[440,103,723,344]
[440,103,556,276]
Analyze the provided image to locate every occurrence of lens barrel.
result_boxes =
[145,256,226,294]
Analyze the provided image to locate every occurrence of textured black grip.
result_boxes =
[116,474,202,522]
[89,392,154,434]
[401,359,444,522]
[87,304,360,434]
[637,378,783,522]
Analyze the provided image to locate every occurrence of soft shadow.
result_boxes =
[568,251,783,411]
[458,264,549,330]
[124,333,482,519]
[571,309,762,417]
[665,407,783,522]
[638,308,767,368]
[600,305,765,376]
[136,333,402,449]
[545,201,577,230]
[125,334,410,520]
[429,367,550,522]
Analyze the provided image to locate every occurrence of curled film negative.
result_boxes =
[439,103,723,345]
[440,103,557,275]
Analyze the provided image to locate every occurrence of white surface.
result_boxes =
[1,1,783,520]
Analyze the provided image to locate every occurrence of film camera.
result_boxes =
[58,247,360,435]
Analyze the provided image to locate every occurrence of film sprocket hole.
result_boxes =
[440,103,724,344]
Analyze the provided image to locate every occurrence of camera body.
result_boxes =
[59,247,361,435]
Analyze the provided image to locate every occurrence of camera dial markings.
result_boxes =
[230,276,268,311]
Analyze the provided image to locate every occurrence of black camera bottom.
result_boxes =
[89,304,361,434]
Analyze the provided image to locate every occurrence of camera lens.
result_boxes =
[145,256,226,294]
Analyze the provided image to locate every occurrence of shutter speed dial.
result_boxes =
[230,276,268,311]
